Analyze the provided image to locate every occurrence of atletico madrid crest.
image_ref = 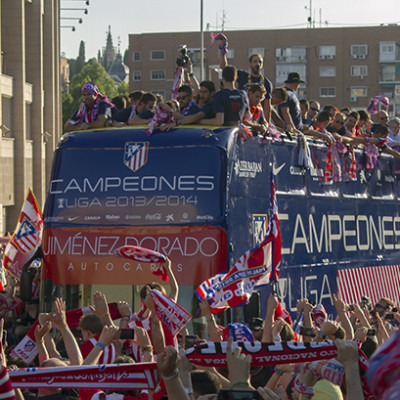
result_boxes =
[124,142,149,172]
[12,218,38,254]
[252,214,268,247]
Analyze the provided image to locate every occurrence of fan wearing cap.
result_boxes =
[277,72,304,133]
[64,81,116,132]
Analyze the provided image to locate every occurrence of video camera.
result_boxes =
[176,45,189,67]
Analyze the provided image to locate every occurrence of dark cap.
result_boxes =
[284,72,305,84]
[248,317,264,331]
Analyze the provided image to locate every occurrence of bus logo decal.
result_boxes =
[252,214,268,247]
[124,142,149,172]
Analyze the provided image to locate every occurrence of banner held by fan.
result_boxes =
[3,189,43,279]
[114,245,169,281]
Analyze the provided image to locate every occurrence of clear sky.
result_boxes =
[60,0,400,60]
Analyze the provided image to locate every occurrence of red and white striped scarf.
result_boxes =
[9,363,158,390]
[127,291,191,361]
[171,67,184,100]
[144,104,175,136]
[128,105,137,122]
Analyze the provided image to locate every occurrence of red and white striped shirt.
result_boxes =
[0,366,15,400]
[80,335,116,365]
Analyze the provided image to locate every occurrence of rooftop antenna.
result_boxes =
[305,0,313,29]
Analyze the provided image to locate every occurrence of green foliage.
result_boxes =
[62,92,75,126]
[118,81,129,95]
[62,60,118,125]
[123,48,129,66]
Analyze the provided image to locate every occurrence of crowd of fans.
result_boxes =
[63,50,400,166]
[0,252,399,400]
[2,43,398,400]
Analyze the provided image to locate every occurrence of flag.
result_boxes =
[195,172,281,312]
[150,289,191,336]
[367,95,389,114]
[268,173,281,283]
[238,123,253,144]
[3,190,43,278]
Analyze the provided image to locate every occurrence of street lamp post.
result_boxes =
[200,0,204,81]
[61,26,76,32]
[60,8,88,14]
[61,17,83,23]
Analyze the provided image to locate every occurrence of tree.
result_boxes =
[62,60,118,125]
[123,49,129,66]
[75,41,86,74]
[69,41,86,79]
[118,81,129,95]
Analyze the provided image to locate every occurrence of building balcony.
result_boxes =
[275,56,306,63]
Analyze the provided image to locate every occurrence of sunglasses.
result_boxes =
[177,95,189,101]
[334,120,344,124]
[310,107,320,112]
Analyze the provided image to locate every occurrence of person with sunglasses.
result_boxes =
[326,112,346,136]
[371,110,389,133]
[176,85,201,117]
[307,100,320,120]
[373,297,394,318]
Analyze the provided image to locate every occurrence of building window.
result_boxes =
[150,70,166,80]
[132,71,141,82]
[351,87,367,97]
[1,96,13,137]
[26,103,32,140]
[248,47,265,58]
[151,90,166,98]
[381,64,395,82]
[319,66,336,77]
[227,48,235,59]
[351,45,368,59]
[319,45,336,59]
[150,50,166,61]
[351,65,368,77]
[380,42,395,54]
[320,87,336,97]
[276,64,306,84]
[132,51,141,62]
[276,47,306,63]
[380,41,397,62]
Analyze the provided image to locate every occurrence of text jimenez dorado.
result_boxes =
[48,175,215,194]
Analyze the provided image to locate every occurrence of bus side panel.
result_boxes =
[42,225,227,286]
[227,137,400,316]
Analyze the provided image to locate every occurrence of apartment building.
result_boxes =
[128,25,400,116]
[0,0,61,233]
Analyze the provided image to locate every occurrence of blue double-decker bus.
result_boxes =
[42,126,400,317]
